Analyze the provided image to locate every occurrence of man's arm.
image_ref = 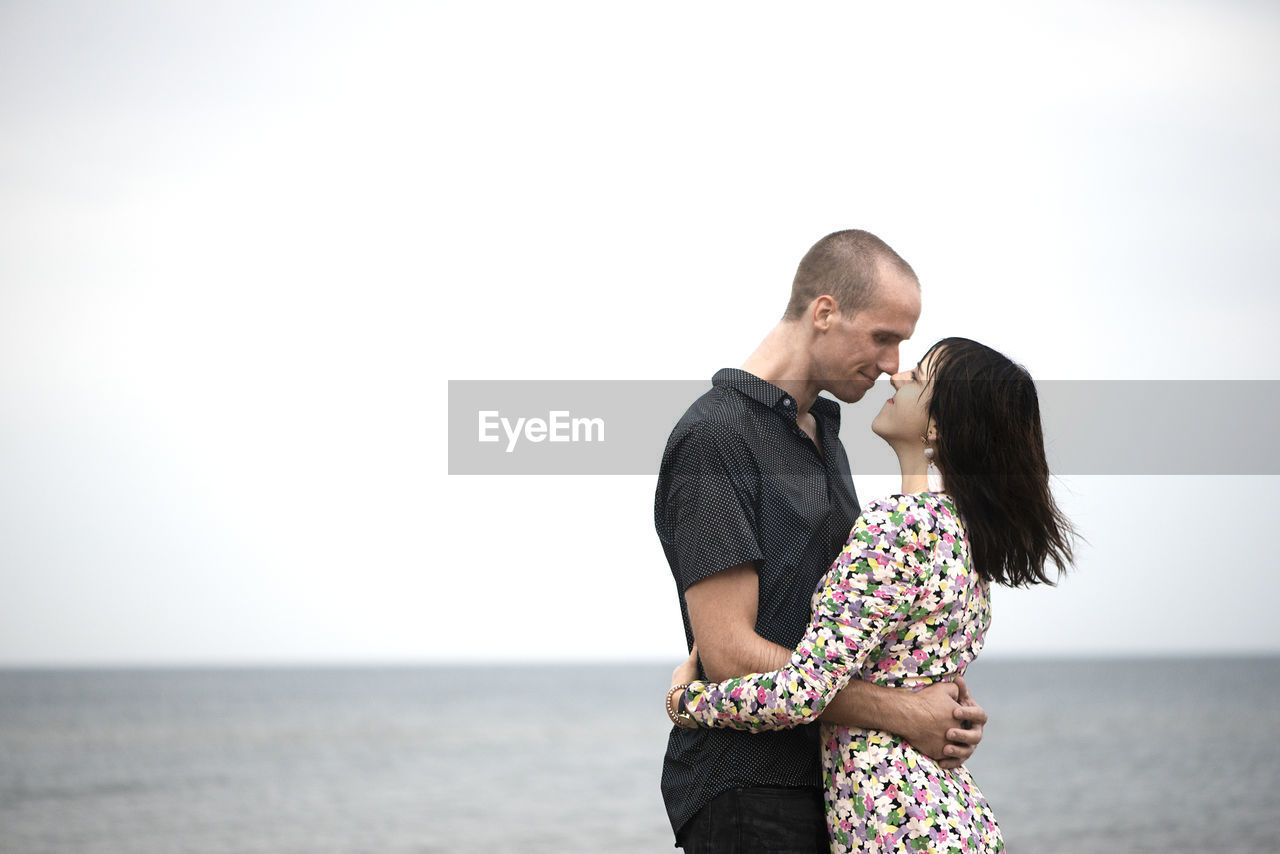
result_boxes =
[685,563,986,769]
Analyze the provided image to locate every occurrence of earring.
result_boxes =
[921,435,943,492]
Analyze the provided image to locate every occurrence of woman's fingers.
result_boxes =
[671,642,702,686]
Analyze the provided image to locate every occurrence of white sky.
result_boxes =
[2,1,1278,666]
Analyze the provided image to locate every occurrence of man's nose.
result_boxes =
[880,348,900,378]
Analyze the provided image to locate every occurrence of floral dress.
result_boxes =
[681,492,1003,853]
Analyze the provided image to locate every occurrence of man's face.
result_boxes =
[814,266,921,403]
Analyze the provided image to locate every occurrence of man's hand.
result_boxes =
[899,676,987,770]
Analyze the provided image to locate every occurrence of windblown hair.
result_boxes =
[922,337,1076,588]
[783,229,918,321]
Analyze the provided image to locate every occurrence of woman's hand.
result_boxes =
[671,642,700,687]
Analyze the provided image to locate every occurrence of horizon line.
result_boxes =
[2,650,1278,671]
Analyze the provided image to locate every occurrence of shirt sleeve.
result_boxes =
[662,421,763,592]
[681,494,940,731]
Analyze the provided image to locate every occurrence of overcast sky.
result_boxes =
[2,1,1278,666]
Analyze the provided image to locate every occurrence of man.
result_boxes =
[655,230,988,853]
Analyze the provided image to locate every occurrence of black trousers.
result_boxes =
[675,786,828,854]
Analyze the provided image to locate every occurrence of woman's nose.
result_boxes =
[889,372,905,391]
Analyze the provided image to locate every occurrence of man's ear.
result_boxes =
[810,295,838,331]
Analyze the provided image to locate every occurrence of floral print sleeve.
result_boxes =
[682,494,942,731]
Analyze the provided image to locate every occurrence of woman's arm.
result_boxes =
[678,495,939,733]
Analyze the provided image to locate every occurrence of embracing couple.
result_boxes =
[654,230,1075,854]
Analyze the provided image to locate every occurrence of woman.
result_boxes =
[665,337,1075,854]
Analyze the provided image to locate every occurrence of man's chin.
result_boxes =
[831,386,868,404]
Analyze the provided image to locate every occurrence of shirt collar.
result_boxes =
[712,368,842,426]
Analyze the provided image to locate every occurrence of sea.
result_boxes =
[1,657,1277,854]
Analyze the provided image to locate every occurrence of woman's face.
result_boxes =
[871,349,937,444]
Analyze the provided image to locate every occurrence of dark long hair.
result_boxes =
[922,337,1076,588]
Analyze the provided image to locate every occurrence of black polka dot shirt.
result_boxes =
[654,368,863,837]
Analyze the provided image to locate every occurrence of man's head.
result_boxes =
[785,229,922,403]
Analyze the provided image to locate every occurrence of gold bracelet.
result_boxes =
[665,683,697,729]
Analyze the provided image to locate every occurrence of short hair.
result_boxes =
[783,229,918,321]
